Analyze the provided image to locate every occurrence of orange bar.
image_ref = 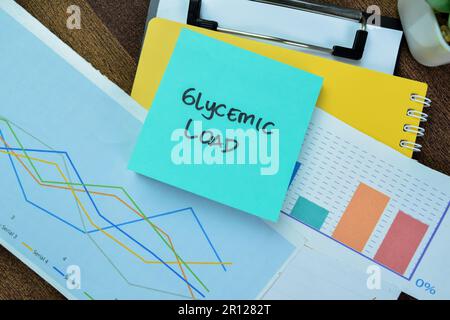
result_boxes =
[333,183,390,252]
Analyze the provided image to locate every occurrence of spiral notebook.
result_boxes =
[132,18,431,158]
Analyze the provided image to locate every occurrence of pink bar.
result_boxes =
[374,211,428,275]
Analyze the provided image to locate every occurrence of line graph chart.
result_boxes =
[0,120,222,298]
[0,117,293,299]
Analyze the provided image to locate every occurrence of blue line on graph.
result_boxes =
[86,207,192,234]
[0,144,225,274]
[409,200,450,280]
[0,142,201,297]
[66,151,206,296]
[53,266,65,278]
[0,138,87,234]
[86,206,227,274]
[0,146,65,154]
[0,148,193,235]
[190,208,227,272]
[0,131,229,297]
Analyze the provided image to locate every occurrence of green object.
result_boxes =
[427,0,450,29]
[427,0,450,13]
[291,197,329,230]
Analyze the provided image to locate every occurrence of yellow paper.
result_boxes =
[132,18,428,157]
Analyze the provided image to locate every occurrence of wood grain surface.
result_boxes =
[16,0,138,93]
[86,0,150,62]
[0,0,448,300]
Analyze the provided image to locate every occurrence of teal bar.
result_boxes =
[291,197,328,230]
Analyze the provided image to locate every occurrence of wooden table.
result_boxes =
[1,0,448,299]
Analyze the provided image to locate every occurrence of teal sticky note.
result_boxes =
[291,197,329,230]
[129,29,323,221]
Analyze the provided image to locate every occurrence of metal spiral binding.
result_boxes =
[407,109,428,122]
[404,125,426,137]
[400,94,432,153]
[410,94,432,107]
[400,140,422,152]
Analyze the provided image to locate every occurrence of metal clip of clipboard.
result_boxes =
[187,0,369,60]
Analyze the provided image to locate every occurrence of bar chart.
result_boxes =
[282,112,449,280]
[288,182,430,276]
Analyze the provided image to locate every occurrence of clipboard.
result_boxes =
[147,0,404,74]
[188,0,370,60]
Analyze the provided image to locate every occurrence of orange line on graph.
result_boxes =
[0,142,230,298]
[0,149,231,266]
[21,242,33,252]
[0,146,197,299]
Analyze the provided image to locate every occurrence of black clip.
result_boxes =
[332,29,368,60]
[187,0,218,30]
[187,0,368,61]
